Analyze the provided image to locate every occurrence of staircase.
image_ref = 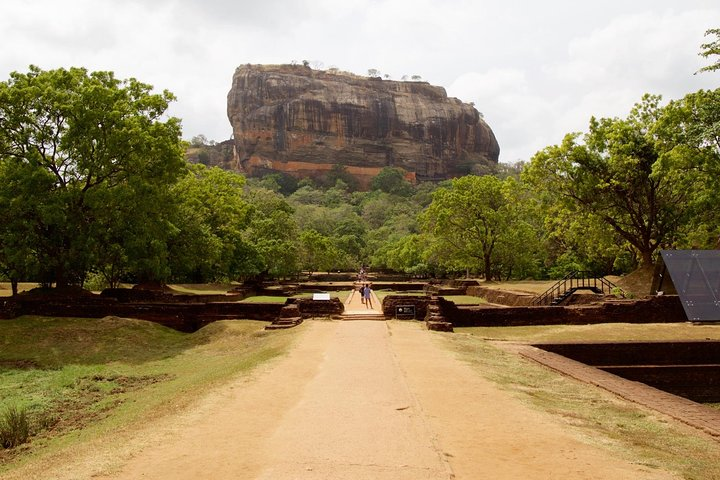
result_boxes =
[265,304,304,329]
[532,271,620,306]
[340,311,386,321]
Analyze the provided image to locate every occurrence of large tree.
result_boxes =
[244,186,300,278]
[524,95,706,267]
[652,88,720,248]
[420,175,531,280]
[0,66,185,287]
[169,165,254,282]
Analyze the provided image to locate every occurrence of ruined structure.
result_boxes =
[226,64,499,188]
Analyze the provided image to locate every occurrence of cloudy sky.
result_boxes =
[2,0,718,163]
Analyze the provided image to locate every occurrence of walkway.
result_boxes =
[343,285,383,316]
[86,321,675,480]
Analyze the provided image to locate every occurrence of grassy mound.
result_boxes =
[614,265,655,298]
[0,315,297,470]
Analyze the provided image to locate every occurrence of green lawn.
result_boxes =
[455,322,720,343]
[441,295,487,305]
[0,315,298,473]
[372,290,426,301]
[240,291,350,303]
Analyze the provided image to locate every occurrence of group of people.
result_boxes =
[359,283,373,308]
[357,266,373,308]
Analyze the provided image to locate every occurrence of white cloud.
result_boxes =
[449,7,720,163]
[1,0,719,160]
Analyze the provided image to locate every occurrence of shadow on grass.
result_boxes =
[0,315,263,369]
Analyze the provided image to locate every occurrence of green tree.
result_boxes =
[0,66,185,287]
[697,28,720,74]
[169,165,254,282]
[524,95,705,267]
[244,186,300,278]
[384,233,432,275]
[90,180,178,287]
[653,88,720,248]
[299,229,337,273]
[0,159,50,292]
[370,167,414,196]
[420,175,522,280]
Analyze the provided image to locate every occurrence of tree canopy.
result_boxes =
[420,175,537,280]
[3,36,720,291]
[0,66,185,287]
[523,94,709,267]
[698,28,720,74]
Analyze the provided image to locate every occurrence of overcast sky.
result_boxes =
[2,0,718,163]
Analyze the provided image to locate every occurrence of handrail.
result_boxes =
[532,271,620,306]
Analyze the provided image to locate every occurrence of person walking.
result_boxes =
[359,284,366,304]
[362,283,373,309]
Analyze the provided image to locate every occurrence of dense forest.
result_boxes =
[1,30,718,292]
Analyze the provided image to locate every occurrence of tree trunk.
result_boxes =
[483,253,492,282]
[11,278,18,296]
[639,249,654,268]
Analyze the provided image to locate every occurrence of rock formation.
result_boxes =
[226,64,500,188]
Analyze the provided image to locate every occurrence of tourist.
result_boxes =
[363,283,373,309]
[359,284,366,304]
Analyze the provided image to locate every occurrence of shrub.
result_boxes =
[0,405,30,449]
[83,271,110,292]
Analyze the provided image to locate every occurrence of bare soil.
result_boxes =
[25,320,679,480]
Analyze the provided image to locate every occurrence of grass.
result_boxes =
[0,406,29,449]
[240,295,290,303]
[455,322,720,343]
[373,289,426,301]
[440,325,720,479]
[442,295,487,305]
[240,291,351,303]
[166,284,237,295]
[0,315,298,474]
[0,283,40,297]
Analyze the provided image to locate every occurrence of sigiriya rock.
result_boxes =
[225,64,500,188]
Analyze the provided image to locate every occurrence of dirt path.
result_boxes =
[85,320,677,480]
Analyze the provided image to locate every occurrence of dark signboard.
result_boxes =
[661,250,720,322]
[395,305,416,319]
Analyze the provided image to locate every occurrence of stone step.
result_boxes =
[340,314,386,321]
[265,317,303,330]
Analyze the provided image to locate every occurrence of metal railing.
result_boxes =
[532,271,619,306]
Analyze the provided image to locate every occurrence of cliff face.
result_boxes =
[227,64,500,187]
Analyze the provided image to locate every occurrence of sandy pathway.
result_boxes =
[92,320,675,480]
[343,284,382,314]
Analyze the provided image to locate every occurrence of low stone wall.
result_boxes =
[445,295,687,327]
[382,295,433,320]
[291,297,344,317]
[1,295,284,332]
[101,288,245,303]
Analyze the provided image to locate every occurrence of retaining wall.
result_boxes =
[535,341,720,403]
[446,295,687,327]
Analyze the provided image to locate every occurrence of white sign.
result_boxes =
[313,293,331,301]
